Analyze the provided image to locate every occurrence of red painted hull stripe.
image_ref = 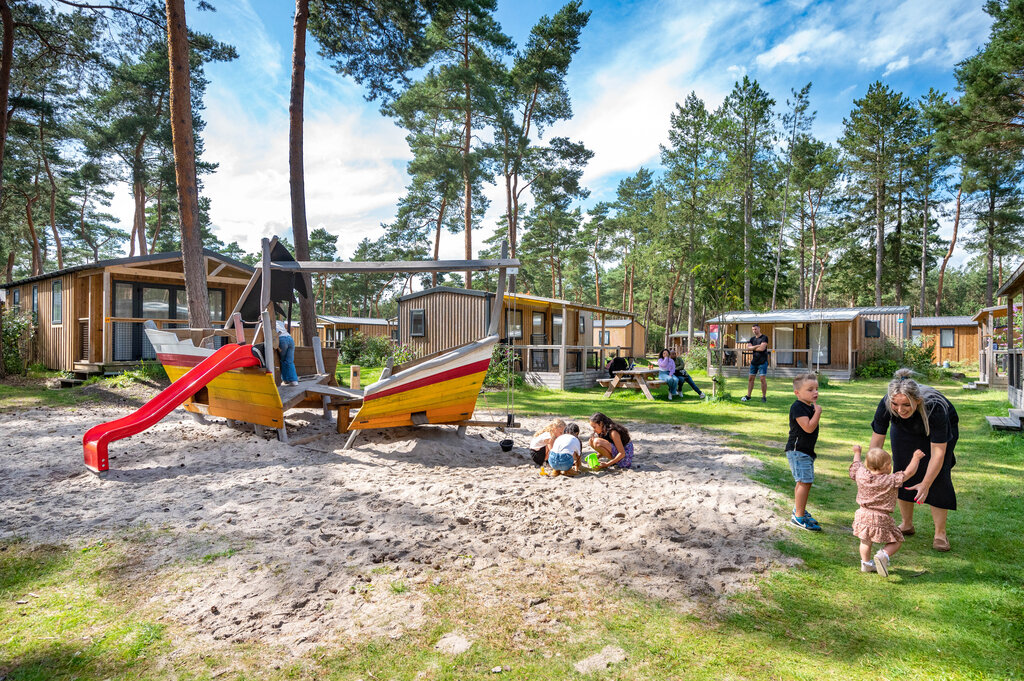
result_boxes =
[363,358,491,402]
[157,353,209,368]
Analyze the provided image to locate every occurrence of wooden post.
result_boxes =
[101,270,111,365]
[261,238,276,380]
[848,320,853,375]
[232,312,244,344]
[350,365,360,390]
[1009,297,1015,351]
[336,405,351,433]
[487,242,508,337]
[559,303,567,388]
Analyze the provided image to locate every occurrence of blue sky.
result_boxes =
[138,0,993,261]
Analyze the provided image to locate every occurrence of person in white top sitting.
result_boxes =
[275,319,299,386]
[548,423,583,477]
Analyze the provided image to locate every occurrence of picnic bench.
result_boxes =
[598,367,665,400]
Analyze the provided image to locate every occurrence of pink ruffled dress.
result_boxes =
[849,460,906,544]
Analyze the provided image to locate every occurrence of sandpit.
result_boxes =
[1,401,791,650]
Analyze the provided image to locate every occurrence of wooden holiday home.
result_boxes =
[1,250,254,374]
[395,287,634,389]
[705,306,911,380]
[909,316,978,365]
[667,329,706,352]
[317,315,393,348]
[592,318,647,357]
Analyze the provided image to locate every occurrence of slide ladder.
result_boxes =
[82,343,262,473]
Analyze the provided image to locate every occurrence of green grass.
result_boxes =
[336,363,383,387]
[2,375,1022,679]
[0,383,95,411]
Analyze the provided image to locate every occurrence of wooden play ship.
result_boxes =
[83,237,517,472]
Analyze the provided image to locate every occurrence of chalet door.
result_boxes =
[809,323,831,367]
[776,326,794,365]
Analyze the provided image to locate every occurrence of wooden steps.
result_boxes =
[986,409,1024,431]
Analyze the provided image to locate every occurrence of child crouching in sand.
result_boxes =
[548,423,583,476]
[850,444,926,576]
[588,412,633,470]
[529,419,565,466]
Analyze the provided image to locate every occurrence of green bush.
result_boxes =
[816,372,830,388]
[484,344,525,389]
[682,338,709,373]
[338,333,412,367]
[855,335,937,379]
[1,309,33,376]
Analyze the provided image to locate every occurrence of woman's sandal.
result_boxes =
[933,536,951,552]
[898,525,916,536]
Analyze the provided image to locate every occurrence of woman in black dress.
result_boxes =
[869,369,958,551]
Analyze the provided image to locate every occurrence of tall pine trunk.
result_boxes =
[874,176,885,306]
[935,184,961,315]
[920,194,928,313]
[461,14,473,288]
[432,196,447,287]
[0,0,13,209]
[894,165,903,303]
[985,189,995,306]
[289,0,316,341]
[165,0,210,329]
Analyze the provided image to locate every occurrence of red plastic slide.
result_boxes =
[83,343,262,473]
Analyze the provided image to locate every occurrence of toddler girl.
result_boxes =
[529,419,565,466]
[548,423,583,476]
[850,444,925,576]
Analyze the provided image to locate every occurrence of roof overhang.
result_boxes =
[707,310,861,324]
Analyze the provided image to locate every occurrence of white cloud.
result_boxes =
[882,55,910,77]
[754,27,845,69]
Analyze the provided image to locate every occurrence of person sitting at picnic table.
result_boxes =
[669,349,706,399]
[656,348,681,400]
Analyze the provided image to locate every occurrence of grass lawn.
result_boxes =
[2,373,1022,679]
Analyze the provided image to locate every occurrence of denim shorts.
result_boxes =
[749,362,768,376]
[548,450,575,471]
[786,450,815,483]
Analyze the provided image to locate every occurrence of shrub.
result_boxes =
[1,309,33,376]
[855,335,937,379]
[338,333,412,367]
[683,338,709,373]
[484,343,525,389]
[816,372,830,388]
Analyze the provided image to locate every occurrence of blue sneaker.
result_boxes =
[802,510,821,529]
[791,512,822,532]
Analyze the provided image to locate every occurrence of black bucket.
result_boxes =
[499,438,514,452]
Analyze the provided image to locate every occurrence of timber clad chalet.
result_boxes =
[706,306,912,380]
[909,316,978,365]
[2,250,254,374]
[396,287,635,389]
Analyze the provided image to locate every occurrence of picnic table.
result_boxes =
[597,367,665,400]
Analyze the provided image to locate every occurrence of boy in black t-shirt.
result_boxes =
[786,373,822,531]
[741,324,770,402]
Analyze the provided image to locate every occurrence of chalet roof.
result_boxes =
[2,249,254,289]
[668,330,707,338]
[911,316,977,327]
[594,319,635,328]
[707,306,910,324]
[318,315,390,326]
[995,259,1024,298]
[972,305,1010,322]
[398,287,634,318]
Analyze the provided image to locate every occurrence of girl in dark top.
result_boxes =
[869,368,959,552]
[588,412,633,469]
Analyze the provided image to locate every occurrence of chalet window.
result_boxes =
[552,314,563,342]
[51,280,62,325]
[31,286,38,321]
[578,313,586,334]
[532,311,545,333]
[391,329,399,341]
[208,289,225,321]
[864,320,881,338]
[600,330,611,345]
[11,288,19,311]
[506,309,523,339]
[911,328,922,340]
[410,309,425,337]
[940,328,955,348]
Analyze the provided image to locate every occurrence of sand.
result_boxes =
[0,400,792,650]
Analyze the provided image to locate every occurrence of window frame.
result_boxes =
[31,285,38,321]
[506,309,523,339]
[410,308,426,337]
[11,288,19,312]
[51,280,63,325]
[939,328,955,348]
[578,313,585,335]
[864,319,881,338]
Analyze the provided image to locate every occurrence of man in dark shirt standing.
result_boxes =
[741,324,770,402]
